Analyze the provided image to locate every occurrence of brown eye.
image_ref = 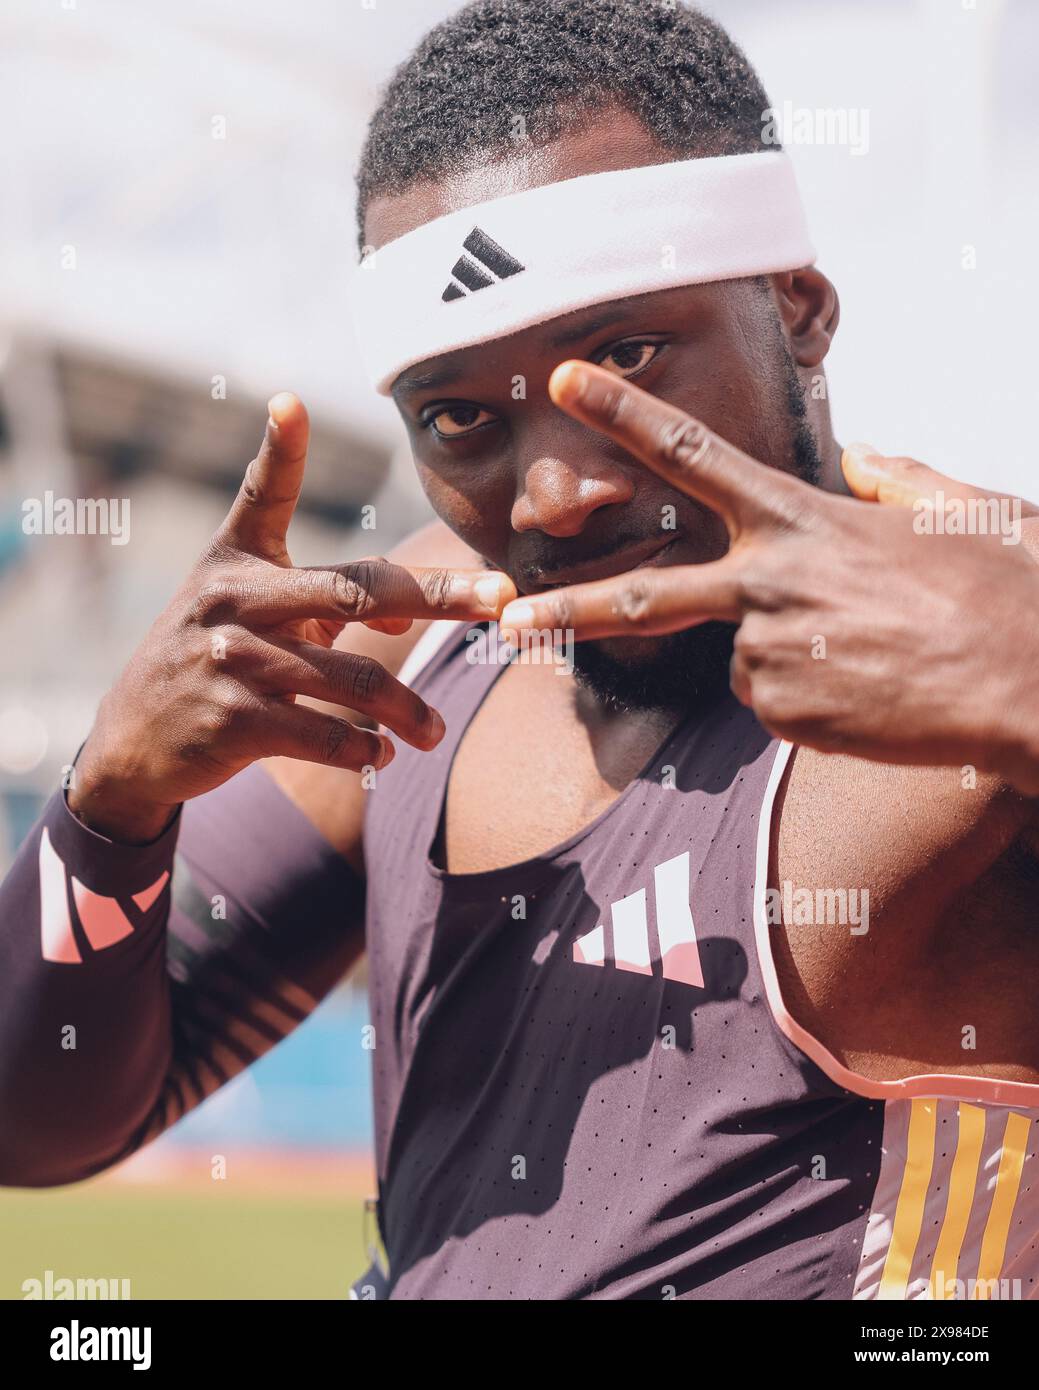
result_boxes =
[597,341,659,379]
[430,405,496,438]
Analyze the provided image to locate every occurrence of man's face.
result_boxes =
[364,112,827,712]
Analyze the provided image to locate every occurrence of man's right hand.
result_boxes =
[69,392,515,843]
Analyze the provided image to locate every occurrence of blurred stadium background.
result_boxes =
[1,0,1036,1297]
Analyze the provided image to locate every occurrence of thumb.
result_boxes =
[842,442,1039,517]
[841,442,924,506]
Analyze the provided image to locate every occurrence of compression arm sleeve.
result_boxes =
[0,763,364,1187]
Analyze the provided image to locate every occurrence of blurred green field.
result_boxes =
[1,1182,369,1300]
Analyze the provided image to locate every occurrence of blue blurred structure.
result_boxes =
[159,986,374,1152]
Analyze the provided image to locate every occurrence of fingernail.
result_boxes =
[376,736,395,769]
[474,574,506,612]
[267,392,294,425]
[427,709,446,744]
[842,441,881,467]
[500,600,535,630]
[548,360,586,405]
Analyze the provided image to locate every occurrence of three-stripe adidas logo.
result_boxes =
[441,226,525,302]
[38,827,169,963]
[573,850,705,988]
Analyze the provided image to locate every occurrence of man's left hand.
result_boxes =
[500,360,1039,794]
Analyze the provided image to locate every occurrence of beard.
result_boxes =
[570,619,739,716]
[571,321,823,716]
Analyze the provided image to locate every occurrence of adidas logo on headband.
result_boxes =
[353,152,815,393]
[441,226,525,302]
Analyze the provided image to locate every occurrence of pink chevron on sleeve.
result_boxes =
[38,827,161,960]
[132,870,169,914]
[38,827,82,964]
[72,876,134,951]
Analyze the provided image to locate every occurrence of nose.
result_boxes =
[510,423,636,537]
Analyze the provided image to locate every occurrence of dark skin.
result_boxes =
[71,109,1039,1087]
[379,111,846,586]
[360,109,1039,1084]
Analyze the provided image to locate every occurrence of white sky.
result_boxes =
[2,0,1037,493]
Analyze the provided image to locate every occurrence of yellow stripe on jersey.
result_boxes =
[878,1099,937,1299]
[928,1102,986,1299]
[973,1111,1032,1300]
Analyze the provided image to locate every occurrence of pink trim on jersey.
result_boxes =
[38,828,82,964]
[753,741,1039,1110]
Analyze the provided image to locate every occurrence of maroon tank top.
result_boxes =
[363,622,883,1299]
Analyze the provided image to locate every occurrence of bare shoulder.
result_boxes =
[770,741,1039,1082]
[773,743,1033,907]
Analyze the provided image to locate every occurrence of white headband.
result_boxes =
[351,150,815,395]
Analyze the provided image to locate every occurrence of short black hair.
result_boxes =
[356,0,775,250]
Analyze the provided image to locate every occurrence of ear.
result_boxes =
[771,268,840,369]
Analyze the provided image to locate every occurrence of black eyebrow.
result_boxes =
[545,308,633,348]
[392,306,637,401]
[394,364,460,398]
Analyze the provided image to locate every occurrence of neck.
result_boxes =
[820,436,849,496]
[574,672,687,734]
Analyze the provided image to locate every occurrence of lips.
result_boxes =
[526,536,679,591]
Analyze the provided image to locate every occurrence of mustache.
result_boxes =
[511,528,658,588]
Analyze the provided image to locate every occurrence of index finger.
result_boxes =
[548,360,806,535]
[222,560,517,628]
[222,392,309,558]
[501,555,744,643]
